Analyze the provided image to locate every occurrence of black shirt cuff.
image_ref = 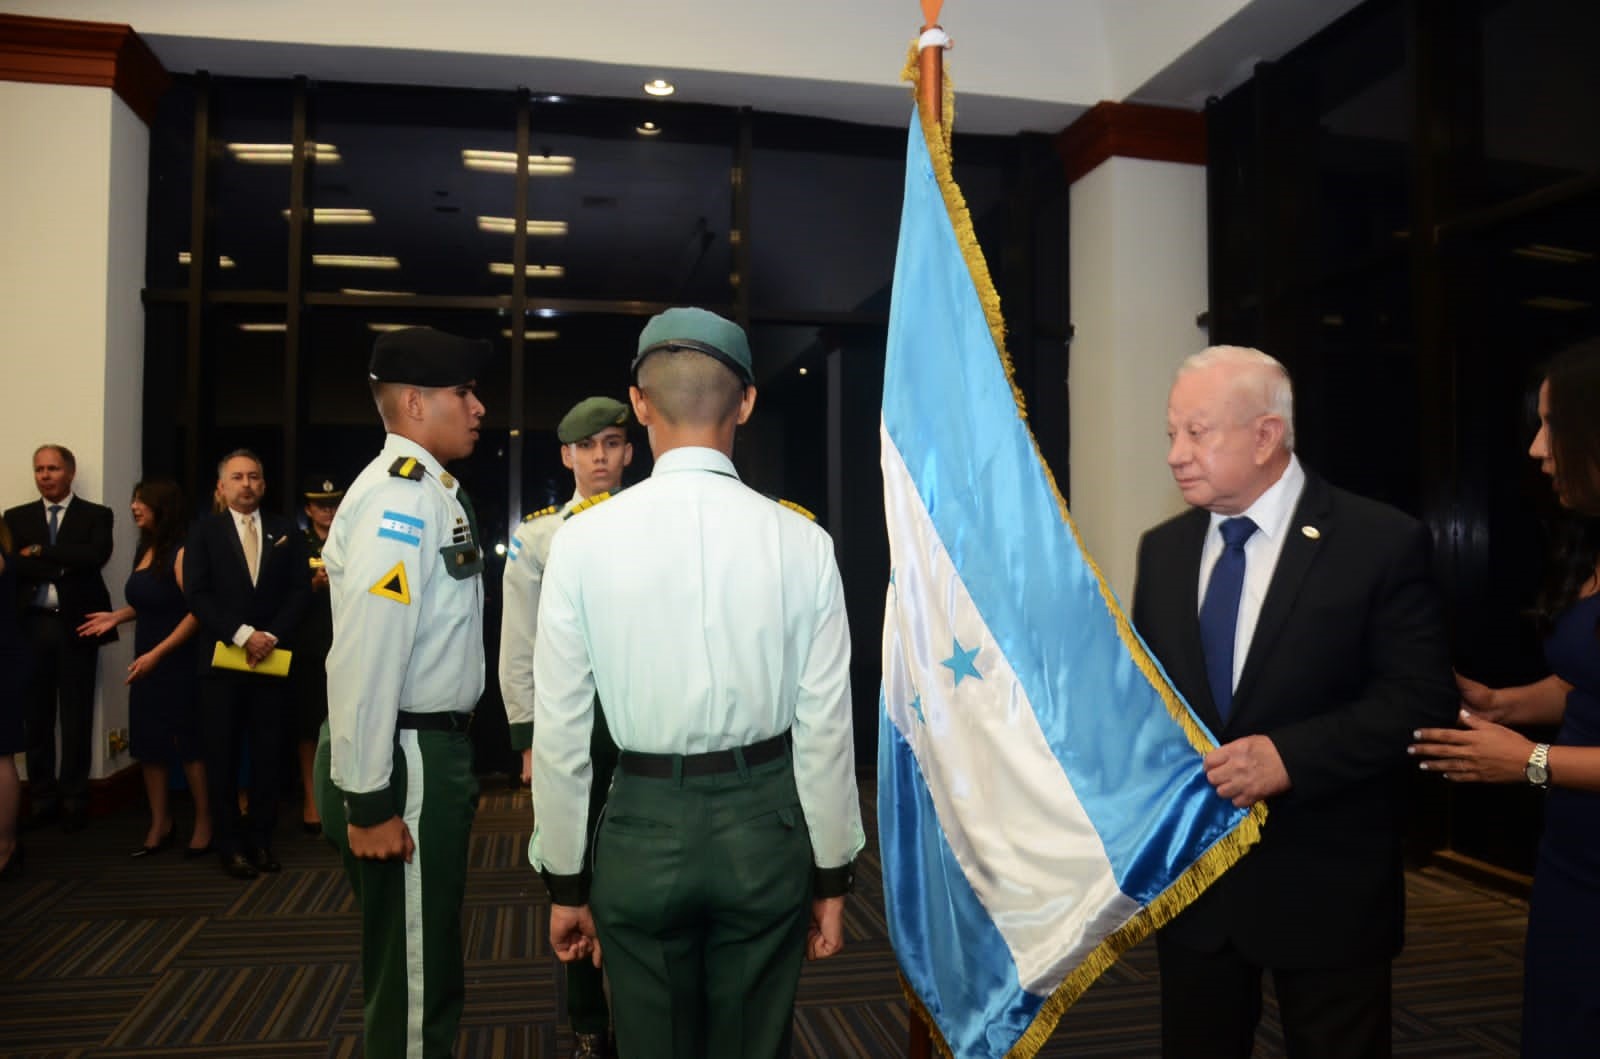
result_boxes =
[508,721,533,752]
[341,786,396,828]
[542,869,590,907]
[813,861,855,899]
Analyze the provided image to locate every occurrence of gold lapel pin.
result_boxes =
[1301,525,1321,540]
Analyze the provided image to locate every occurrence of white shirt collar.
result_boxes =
[1209,453,1305,543]
[651,446,739,479]
[42,493,74,512]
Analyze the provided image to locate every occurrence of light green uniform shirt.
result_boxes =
[499,494,577,748]
[529,446,864,878]
[325,434,485,817]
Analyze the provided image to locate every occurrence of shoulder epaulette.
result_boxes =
[388,457,426,481]
[522,505,560,523]
[565,492,613,519]
[777,498,817,521]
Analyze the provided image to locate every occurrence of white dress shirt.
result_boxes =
[529,445,865,879]
[1196,453,1307,693]
[36,493,75,609]
[499,493,579,736]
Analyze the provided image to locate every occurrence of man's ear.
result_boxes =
[629,385,654,426]
[1254,414,1286,463]
[560,444,575,471]
[736,385,758,426]
[621,442,634,468]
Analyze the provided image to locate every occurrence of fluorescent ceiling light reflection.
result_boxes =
[477,217,568,236]
[1513,244,1594,264]
[238,322,286,333]
[227,142,341,164]
[339,288,414,296]
[313,254,401,270]
[500,329,560,340]
[461,149,574,175]
[366,323,413,333]
[489,263,564,278]
[178,252,236,269]
[281,207,374,224]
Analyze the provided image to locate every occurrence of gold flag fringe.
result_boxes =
[897,42,1269,1059]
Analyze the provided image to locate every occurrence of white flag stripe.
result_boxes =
[882,428,1142,993]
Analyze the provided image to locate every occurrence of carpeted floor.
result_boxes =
[0,780,1527,1057]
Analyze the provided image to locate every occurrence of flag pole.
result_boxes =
[908,6,945,1058]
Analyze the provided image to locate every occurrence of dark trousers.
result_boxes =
[565,701,619,1035]
[315,724,479,1059]
[591,752,812,1059]
[23,611,99,810]
[1158,934,1393,1059]
[200,673,286,857]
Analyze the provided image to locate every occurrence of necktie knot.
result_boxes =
[48,504,62,515]
[1219,516,1257,551]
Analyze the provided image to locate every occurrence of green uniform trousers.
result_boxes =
[590,751,813,1059]
[315,723,479,1059]
[565,700,618,1034]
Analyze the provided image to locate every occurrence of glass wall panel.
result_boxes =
[524,99,737,305]
[306,84,519,297]
[207,79,293,291]
[144,79,196,291]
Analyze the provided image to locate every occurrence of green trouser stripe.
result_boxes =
[591,753,811,1059]
[315,724,478,1059]
[566,699,619,1033]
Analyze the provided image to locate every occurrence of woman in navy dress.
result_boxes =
[0,514,31,879]
[1413,336,1600,1056]
[78,479,212,857]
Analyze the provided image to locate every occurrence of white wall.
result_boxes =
[0,80,149,779]
[1068,156,1209,605]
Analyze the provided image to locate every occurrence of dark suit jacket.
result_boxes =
[4,495,117,643]
[1131,471,1455,969]
[183,509,309,672]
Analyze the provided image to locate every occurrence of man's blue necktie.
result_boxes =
[1199,516,1257,722]
[34,503,63,609]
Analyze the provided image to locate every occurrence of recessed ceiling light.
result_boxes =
[643,79,675,97]
[637,121,662,136]
[798,367,809,376]
[499,328,560,340]
[238,322,286,333]
[227,142,340,164]
[489,263,565,278]
[281,207,374,224]
[178,252,235,269]
[312,254,401,270]
[365,323,413,333]
[477,217,568,236]
[462,149,574,175]
[339,288,414,296]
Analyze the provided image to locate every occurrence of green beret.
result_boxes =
[369,327,493,388]
[557,396,630,444]
[632,307,753,385]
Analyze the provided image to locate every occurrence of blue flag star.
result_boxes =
[941,638,982,686]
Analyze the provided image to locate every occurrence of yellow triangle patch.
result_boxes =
[369,561,411,605]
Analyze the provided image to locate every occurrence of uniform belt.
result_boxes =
[619,732,790,779]
[396,710,473,733]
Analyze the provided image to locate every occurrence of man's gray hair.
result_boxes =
[216,448,264,478]
[1178,345,1296,451]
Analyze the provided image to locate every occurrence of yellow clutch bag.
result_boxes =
[211,642,293,678]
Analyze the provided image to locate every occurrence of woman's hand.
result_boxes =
[77,611,120,638]
[126,651,161,683]
[1411,709,1536,785]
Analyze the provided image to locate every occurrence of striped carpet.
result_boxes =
[0,781,1526,1057]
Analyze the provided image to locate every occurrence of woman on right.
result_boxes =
[1412,336,1600,1056]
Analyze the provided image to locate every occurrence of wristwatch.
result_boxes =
[1525,743,1551,789]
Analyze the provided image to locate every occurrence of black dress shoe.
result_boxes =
[183,843,213,860]
[247,848,281,874]
[24,804,59,830]
[302,820,323,835]
[221,852,259,880]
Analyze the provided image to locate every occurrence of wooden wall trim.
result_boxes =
[1056,100,1206,185]
[0,14,169,127]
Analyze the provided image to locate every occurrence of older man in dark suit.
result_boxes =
[184,449,308,879]
[1131,346,1456,1059]
[5,444,116,833]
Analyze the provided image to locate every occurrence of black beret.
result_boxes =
[369,327,493,388]
[301,474,344,501]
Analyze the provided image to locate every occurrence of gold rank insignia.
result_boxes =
[388,457,425,481]
[439,472,455,489]
[370,561,412,605]
[522,505,559,522]
[777,498,817,521]
[564,492,613,519]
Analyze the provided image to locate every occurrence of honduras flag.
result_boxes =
[878,96,1266,1058]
